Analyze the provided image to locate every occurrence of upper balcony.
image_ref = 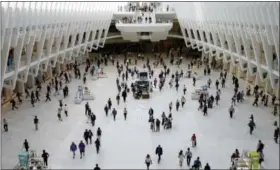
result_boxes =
[114,2,177,21]
[116,20,173,33]
[114,4,175,42]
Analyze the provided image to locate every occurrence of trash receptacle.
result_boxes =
[18,151,29,168]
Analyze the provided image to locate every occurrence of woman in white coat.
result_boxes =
[178,150,185,167]
[145,154,152,170]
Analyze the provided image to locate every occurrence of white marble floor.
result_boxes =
[1,59,279,169]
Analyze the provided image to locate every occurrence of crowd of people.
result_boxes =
[2,47,279,169]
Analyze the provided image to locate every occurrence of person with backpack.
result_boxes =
[248,119,256,135]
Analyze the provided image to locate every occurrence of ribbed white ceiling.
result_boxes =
[173,2,279,28]
[1,2,123,12]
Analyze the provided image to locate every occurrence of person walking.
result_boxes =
[10,98,18,110]
[123,108,128,120]
[178,150,185,167]
[185,147,192,166]
[229,105,235,118]
[155,145,163,163]
[95,138,101,154]
[34,116,39,130]
[41,150,49,167]
[93,164,101,170]
[64,104,68,117]
[145,154,152,170]
[23,139,29,152]
[3,119,8,132]
[78,140,86,159]
[70,142,77,159]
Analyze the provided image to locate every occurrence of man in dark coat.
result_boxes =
[107,98,112,110]
[156,119,161,132]
[155,145,163,163]
[41,150,49,166]
[95,138,101,154]
[23,139,29,152]
[104,105,108,116]
[97,127,102,140]
[274,127,279,143]
[112,108,117,121]
[90,113,96,126]
[34,116,39,130]
[84,129,89,145]
[122,90,127,102]
[85,102,89,115]
[94,164,101,170]
[116,93,120,105]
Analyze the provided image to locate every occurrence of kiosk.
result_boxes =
[133,71,152,99]
[75,85,95,104]
[230,150,263,170]
[14,150,47,170]
[191,85,209,100]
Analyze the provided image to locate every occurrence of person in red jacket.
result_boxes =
[191,134,197,147]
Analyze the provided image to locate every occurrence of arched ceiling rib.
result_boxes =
[173,2,279,90]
